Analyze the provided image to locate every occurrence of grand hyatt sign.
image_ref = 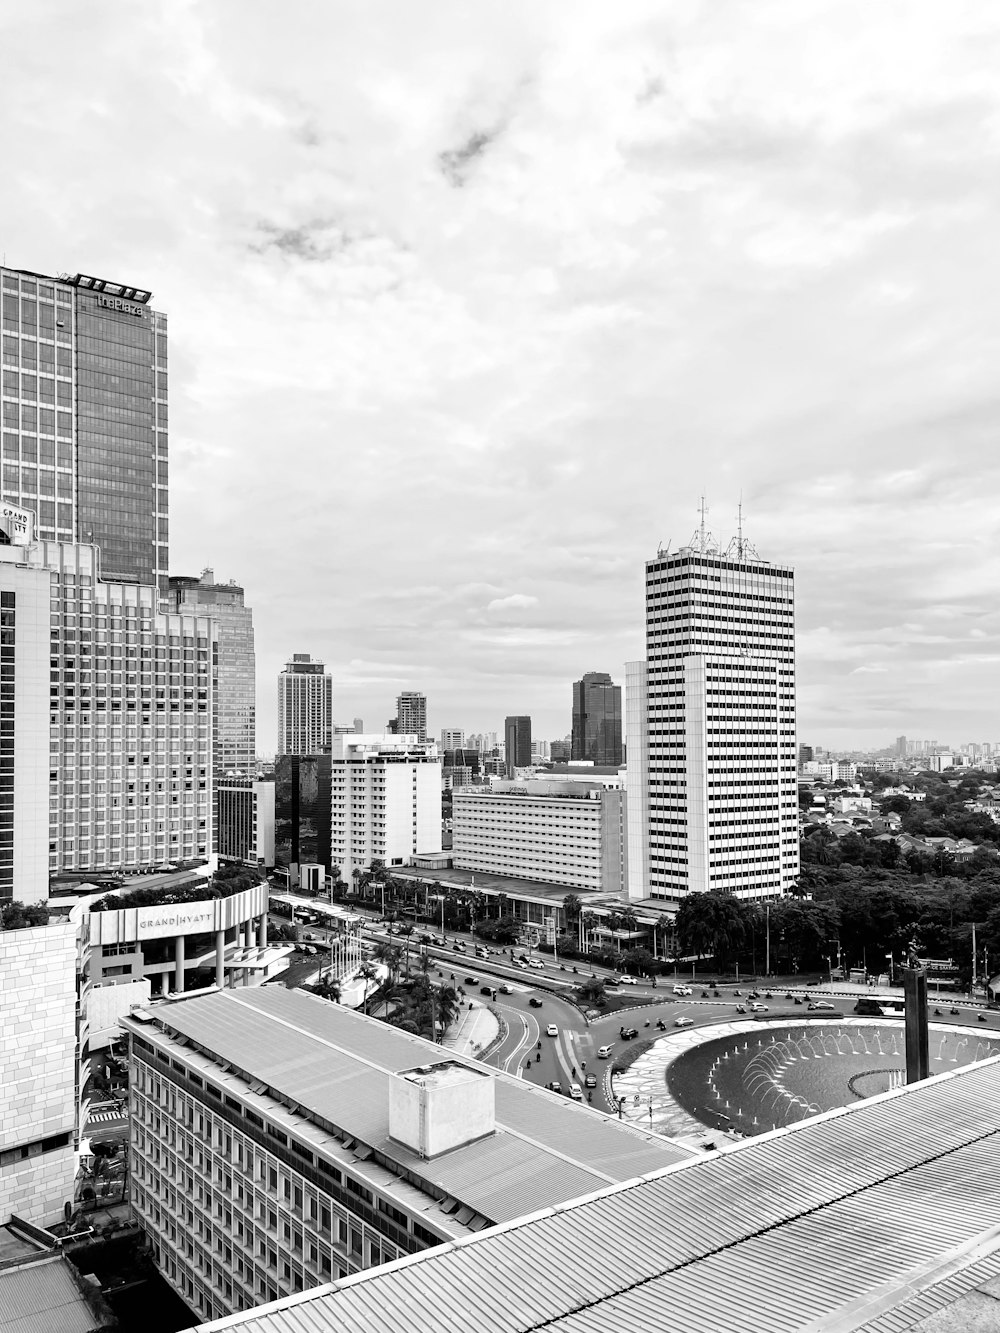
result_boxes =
[87,881,269,946]
[137,906,214,937]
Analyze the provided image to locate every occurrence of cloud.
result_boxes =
[4,0,1000,746]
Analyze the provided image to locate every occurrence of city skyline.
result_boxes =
[4,5,1000,749]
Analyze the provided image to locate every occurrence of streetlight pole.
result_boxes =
[765,903,770,976]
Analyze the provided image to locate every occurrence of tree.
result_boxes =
[675,889,752,967]
[622,947,657,977]
[356,963,380,1016]
[315,976,341,1004]
[397,923,415,977]
[562,894,582,935]
[579,976,608,1007]
[373,942,402,987]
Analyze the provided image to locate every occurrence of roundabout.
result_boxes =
[612,1017,1000,1145]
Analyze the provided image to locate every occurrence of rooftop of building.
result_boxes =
[0,1250,107,1333]
[180,1052,1000,1333]
[130,986,690,1230]
[391,865,616,908]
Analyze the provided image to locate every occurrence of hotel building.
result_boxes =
[451,780,626,895]
[124,985,689,1326]
[630,526,798,902]
[1,266,168,589]
[329,734,441,881]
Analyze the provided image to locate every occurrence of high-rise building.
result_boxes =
[167,569,255,776]
[440,727,464,750]
[572,672,623,766]
[217,777,275,869]
[396,691,427,742]
[1,266,168,588]
[277,654,332,756]
[504,715,531,778]
[0,531,215,880]
[634,522,798,902]
[329,734,441,881]
[274,754,332,885]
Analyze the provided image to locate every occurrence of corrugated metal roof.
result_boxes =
[148,986,690,1225]
[0,1256,103,1333]
[180,1055,1000,1333]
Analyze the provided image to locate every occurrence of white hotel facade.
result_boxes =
[628,531,799,903]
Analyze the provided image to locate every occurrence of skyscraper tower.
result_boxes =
[504,715,532,778]
[628,508,798,902]
[167,570,255,776]
[278,655,332,756]
[571,672,623,766]
[395,691,427,742]
[0,267,168,588]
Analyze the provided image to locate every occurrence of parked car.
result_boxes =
[584,1072,597,1088]
[546,1023,559,1037]
[529,996,543,1008]
[597,1044,614,1059]
[674,1016,694,1028]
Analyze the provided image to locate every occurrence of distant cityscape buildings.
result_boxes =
[277,653,332,756]
[571,671,623,766]
[394,690,428,742]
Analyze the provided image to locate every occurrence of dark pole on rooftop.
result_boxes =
[903,944,930,1084]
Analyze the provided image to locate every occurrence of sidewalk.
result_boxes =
[441,1002,499,1059]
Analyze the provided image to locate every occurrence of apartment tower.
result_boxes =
[631,515,798,902]
[1,267,168,588]
[277,654,332,756]
[395,691,427,742]
[504,715,532,778]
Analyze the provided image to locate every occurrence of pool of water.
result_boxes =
[666,1021,1000,1136]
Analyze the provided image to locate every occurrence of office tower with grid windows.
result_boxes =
[571,672,623,766]
[0,267,168,589]
[167,569,255,777]
[504,715,531,778]
[637,522,798,903]
[395,691,427,742]
[277,654,332,756]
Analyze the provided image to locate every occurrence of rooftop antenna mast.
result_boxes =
[726,494,761,562]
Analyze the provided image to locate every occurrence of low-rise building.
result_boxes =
[452,780,626,895]
[124,986,690,1326]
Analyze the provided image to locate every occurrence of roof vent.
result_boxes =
[389,1061,495,1159]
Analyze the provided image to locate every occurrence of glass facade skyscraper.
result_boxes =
[1,268,167,588]
[571,672,623,766]
[504,715,532,778]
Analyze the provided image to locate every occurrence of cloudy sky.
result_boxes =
[4,0,1000,751]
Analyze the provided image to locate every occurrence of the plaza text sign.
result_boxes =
[97,294,144,317]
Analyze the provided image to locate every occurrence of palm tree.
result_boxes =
[579,910,598,953]
[562,893,582,936]
[373,942,402,987]
[655,912,675,962]
[356,962,380,1016]
[398,923,415,977]
[315,975,341,1004]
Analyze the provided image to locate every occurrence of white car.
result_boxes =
[619,975,639,985]
[748,1002,769,1012]
[674,1016,694,1028]
[546,1023,559,1037]
[597,1044,614,1059]
[529,960,545,970]
[672,985,693,996]
[569,1084,584,1101]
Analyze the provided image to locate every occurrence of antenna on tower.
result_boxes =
[684,497,718,555]
[698,495,708,553]
[726,494,761,563]
[736,494,745,559]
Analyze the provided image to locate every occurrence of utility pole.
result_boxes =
[972,921,977,997]
[765,903,770,976]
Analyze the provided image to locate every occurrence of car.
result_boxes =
[672,985,693,996]
[480,986,494,997]
[674,1016,694,1028]
[529,959,545,969]
[546,1023,559,1037]
[808,1001,837,1012]
[476,948,491,959]
[605,976,620,987]
[515,961,528,971]
[597,1044,614,1059]
[499,983,514,995]
[748,1002,769,1012]
[584,1072,597,1088]
[529,996,543,1008]
[452,942,466,952]
[517,954,530,964]
[620,1026,639,1040]
[545,1081,563,1094]
[569,1084,584,1101]
[464,976,479,987]
[619,975,639,985]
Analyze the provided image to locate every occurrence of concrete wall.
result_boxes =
[0,921,77,1225]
